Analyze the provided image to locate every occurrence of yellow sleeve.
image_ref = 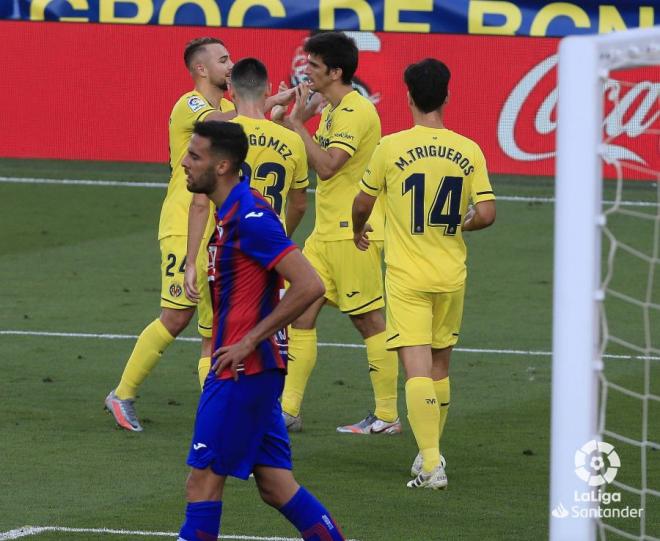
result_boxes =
[326,107,361,157]
[470,145,495,204]
[360,140,386,197]
[178,94,215,124]
[219,98,235,112]
[198,97,235,122]
[292,135,310,189]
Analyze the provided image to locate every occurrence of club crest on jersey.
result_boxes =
[169,283,183,297]
[187,96,207,113]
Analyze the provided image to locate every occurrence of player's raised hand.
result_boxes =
[271,104,286,124]
[211,336,256,381]
[184,263,200,303]
[287,83,311,127]
[272,83,296,106]
[354,223,373,251]
[305,90,327,120]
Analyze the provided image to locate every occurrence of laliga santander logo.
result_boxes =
[574,440,620,487]
[498,55,660,166]
[551,440,644,520]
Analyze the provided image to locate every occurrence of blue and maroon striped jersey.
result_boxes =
[207,180,297,380]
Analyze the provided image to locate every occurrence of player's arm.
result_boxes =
[463,146,496,231]
[463,200,496,231]
[265,84,296,113]
[203,110,236,122]
[285,188,307,236]
[352,142,385,250]
[286,84,350,180]
[352,191,377,251]
[212,249,324,379]
[184,193,211,302]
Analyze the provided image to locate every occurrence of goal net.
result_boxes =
[551,27,660,541]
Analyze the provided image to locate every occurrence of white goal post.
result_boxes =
[550,26,660,541]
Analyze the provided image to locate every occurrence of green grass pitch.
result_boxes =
[0,158,657,540]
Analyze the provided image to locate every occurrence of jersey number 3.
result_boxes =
[241,162,286,215]
[403,174,463,236]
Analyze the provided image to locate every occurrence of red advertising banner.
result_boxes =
[0,21,657,178]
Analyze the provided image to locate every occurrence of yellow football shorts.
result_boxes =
[385,277,465,350]
[159,235,213,338]
[303,235,384,315]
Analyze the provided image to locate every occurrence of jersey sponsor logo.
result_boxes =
[169,283,182,297]
[334,131,355,141]
[340,108,354,112]
[346,291,360,298]
[187,95,207,113]
[245,211,264,219]
[193,442,207,450]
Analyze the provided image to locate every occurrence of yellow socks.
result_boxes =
[433,377,451,453]
[364,332,398,422]
[115,319,175,400]
[405,377,441,473]
[281,327,317,417]
[198,357,211,388]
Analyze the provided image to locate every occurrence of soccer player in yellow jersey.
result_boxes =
[184,57,309,325]
[233,59,308,235]
[282,32,400,435]
[353,58,496,489]
[104,37,236,432]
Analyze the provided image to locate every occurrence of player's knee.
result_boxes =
[184,472,204,501]
[350,309,385,338]
[185,469,222,502]
[160,307,194,336]
[255,479,286,508]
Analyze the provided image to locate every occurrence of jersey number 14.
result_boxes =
[403,174,463,236]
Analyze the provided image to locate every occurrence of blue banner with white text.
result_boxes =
[4,0,657,36]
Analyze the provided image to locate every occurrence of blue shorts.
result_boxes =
[186,369,292,480]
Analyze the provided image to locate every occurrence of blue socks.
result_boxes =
[178,488,344,541]
[178,501,222,541]
[279,486,345,541]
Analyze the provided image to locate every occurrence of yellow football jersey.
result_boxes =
[158,91,235,240]
[232,115,309,223]
[360,125,495,292]
[314,90,384,241]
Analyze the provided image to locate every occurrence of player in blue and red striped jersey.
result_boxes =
[176,120,345,541]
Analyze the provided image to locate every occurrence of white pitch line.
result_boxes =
[0,525,357,541]
[0,176,167,188]
[2,328,659,360]
[0,328,538,356]
[0,176,656,207]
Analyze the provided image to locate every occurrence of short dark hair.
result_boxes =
[192,121,248,174]
[184,37,224,69]
[304,31,358,84]
[230,57,268,99]
[404,59,451,114]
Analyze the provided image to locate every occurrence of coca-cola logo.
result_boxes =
[498,55,659,166]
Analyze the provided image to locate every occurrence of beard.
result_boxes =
[187,166,216,194]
